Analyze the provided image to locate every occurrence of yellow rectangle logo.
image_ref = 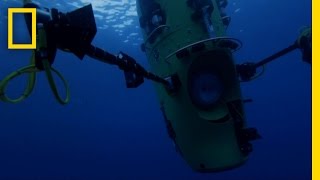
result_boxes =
[8,8,37,49]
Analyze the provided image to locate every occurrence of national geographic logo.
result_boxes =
[7,8,36,49]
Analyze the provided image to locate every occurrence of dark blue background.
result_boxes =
[0,0,311,179]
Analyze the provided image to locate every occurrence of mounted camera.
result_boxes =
[23,2,97,67]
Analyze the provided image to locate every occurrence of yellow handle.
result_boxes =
[0,52,71,105]
[42,59,71,105]
[0,53,38,103]
[1,12,71,105]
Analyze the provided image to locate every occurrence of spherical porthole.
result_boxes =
[188,72,223,109]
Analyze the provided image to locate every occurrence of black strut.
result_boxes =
[85,44,170,88]
[254,43,299,68]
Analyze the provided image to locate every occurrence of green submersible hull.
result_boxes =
[136,0,260,172]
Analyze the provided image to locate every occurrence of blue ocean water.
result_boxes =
[0,0,311,179]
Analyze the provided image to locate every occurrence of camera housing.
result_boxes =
[24,2,97,61]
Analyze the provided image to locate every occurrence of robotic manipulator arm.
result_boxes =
[23,1,172,89]
[237,27,312,82]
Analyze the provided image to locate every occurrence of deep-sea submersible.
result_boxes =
[136,0,260,172]
[0,0,311,173]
